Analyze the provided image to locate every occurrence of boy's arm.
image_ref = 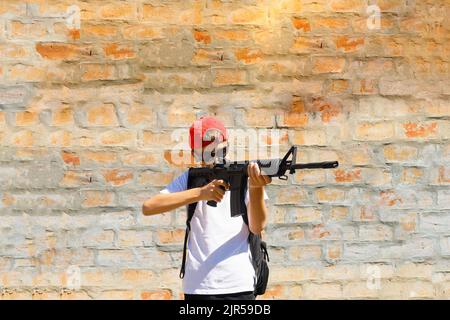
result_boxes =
[247,163,271,235]
[142,180,228,216]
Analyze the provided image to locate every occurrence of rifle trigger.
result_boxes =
[279,175,288,180]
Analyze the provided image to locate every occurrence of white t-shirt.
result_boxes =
[160,170,268,295]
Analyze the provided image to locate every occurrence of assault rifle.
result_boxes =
[188,145,339,217]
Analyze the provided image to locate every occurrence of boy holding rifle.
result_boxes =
[142,116,270,300]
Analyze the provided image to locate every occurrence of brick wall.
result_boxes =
[0,0,449,299]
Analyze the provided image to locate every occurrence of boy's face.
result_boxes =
[192,141,228,166]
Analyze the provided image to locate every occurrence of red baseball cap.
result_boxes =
[189,116,228,150]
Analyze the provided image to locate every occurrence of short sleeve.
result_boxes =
[160,170,189,194]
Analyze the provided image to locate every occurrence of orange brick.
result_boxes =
[312,57,346,74]
[122,25,163,40]
[167,106,197,127]
[82,191,115,207]
[103,169,133,186]
[121,152,159,166]
[292,129,327,146]
[376,0,404,12]
[423,100,450,117]
[330,0,365,12]
[120,270,155,286]
[230,7,266,24]
[291,207,322,223]
[352,206,377,222]
[97,290,134,300]
[99,3,135,19]
[352,16,396,33]
[192,48,226,65]
[50,131,72,147]
[68,28,80,40]
[2,193,16,207]
[260,285,287,299]
[289,246,322,261]
[213,68,248,86]
[280,98,308,127]
[353,79,377,95]
[359,224,393,241]
[81,151,118,164]
[83,24,119,37]
[100,130,136,146]
[81,64,115,81]
[213,29,250,41]
[142,130,174,147]
[334,169,362,183]
[313,17,350,31]
[51,106,74,126]
[355,121,395,141]
[294,169,326,185]
[326,243,342,260]
[164,149,194,168]
[104,43,135,60]
[400,167,423,185]
[403,122,438,139]
[316,188,345,203]
[335,36,365,53]
[14,111,39,126]
[328,79,350,94]
[156,228,185,245]
[36,43,91,61]
[312,98,342,123]
[138,171,174,186]
[193,30,211,44]
[383,145,417,162]
[8,65,46,82]
[291,37,323,53]
[244,109,274,127]
[436,166,450,184]
[120,104,154,126]
[12,130,33,147]
[292,18,311,32]
[287,230,305,241]
[86,103,118,126]
[141,290,172,300]
[61,151,80,166]
[234,48,263,64]
[399,212,417,232]
[274,186,308,204]
[142,5,174,23]
[378,190,402,207]
[60,170,94,187]
[296,1,327,13]
[10,20,47,38]
[330,207,350,221]
[308,224,335,240]
[0,43,30,59]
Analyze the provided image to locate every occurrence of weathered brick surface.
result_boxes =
[0,0,449,300]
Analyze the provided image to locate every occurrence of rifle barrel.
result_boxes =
[291,161,339,169]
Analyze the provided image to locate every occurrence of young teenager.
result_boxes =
[142,116,271,300]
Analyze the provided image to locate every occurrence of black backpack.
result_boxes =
[179,168,270,296]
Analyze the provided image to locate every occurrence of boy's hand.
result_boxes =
[199,179,229,202]
[248,162,272,188]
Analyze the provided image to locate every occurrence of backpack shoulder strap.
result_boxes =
[241,184,250,227]
[179,168,200,279]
